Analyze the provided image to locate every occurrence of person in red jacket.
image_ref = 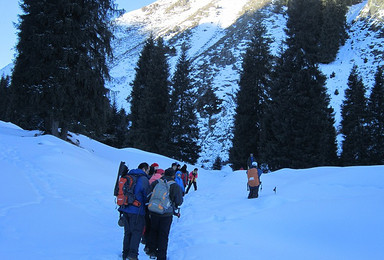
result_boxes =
[185,168,198,194]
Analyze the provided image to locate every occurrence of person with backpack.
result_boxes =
[247,153,255,169]
[146,168,183,260]
[143,168,164,250]
[118,162,150,260]
[185,168,198,194]
[246,161,262,199]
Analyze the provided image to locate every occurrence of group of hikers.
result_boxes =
[116,162,199,260]
[116,153,263,259]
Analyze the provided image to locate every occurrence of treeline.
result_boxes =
[229,0,384,170]
[0,0,382,169]
[0,0,204,164]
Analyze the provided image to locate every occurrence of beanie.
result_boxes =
[164,168,175,176]
[151,163,159,168]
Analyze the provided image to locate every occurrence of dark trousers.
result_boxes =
[122,212,145,259]
[147,214,173,260]
[186,181,197,193]
[143,209,151,244]
[248,185,259,199]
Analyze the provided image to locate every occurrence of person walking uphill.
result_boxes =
[247,162,262,199]
[146,168,183,260]
[185,168,198,194]
[118,162,150,260]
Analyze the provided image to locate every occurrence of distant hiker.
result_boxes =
[118,162,150,260]
[175,169,185,195]
[149,168,165,185]
[146,168,183,260]
[171,162,178,171]
[247,153,256,169]
[180,164,189,188]
[149,163,159,177]
[185,168,198,194]
[246,162,262,199]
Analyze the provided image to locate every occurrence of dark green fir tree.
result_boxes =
[9,0,117,139]
[367,66,384,165]
[319,0,348,63]
[229,16,273,170]
[129,36,171,154]
[168,44,200,163]
[0,75,10,121]
[340,65,370,166]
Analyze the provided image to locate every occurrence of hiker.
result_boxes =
[171,162,178,171]
[143,168,165,250]
[185,168,198,194]
[118,162,150,260]
[148,163,159,177]
[175,169,185,195]
[246,161,262,199]
[149,168,164,185]
[146,168,183,260]
[180,164,189,188]
[247,153,256,169]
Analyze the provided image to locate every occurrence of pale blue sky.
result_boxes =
[0,0,157,69]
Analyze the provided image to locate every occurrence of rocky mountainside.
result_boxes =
[108,0,383,167]
[1,0,382,168]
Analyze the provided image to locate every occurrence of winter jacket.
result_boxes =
[149,175,183,217]
[175,171,185,193]
[119,168,149,216]
[181,171,188,187]
[246,167,261,187]
[149,169,164,185]
[188,171,198,182]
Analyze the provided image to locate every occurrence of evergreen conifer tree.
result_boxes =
[129,36,171,154]
[229,17,272,170]
[262,0,338,170]
[340,65,370,165]
[168,44,200,163]
[319,0,348,63]
[104,100,129,148]
[285,0,323,64]
[9,0,116,139]
[0,76,10,121]
[367,66,384,165]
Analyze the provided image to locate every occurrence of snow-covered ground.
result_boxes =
[0,120,383,260]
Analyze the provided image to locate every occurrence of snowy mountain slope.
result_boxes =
[1,120,384,260]
[109,0,384,166]
[1,0,383,167]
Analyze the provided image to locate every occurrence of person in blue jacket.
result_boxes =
[118,162,150,260]
[175,169,185,195]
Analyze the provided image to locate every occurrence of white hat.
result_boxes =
[252,162,258,167]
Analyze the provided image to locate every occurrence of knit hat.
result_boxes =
[252,162,258,167]
[164,168,175,176]
[151,163,159,168]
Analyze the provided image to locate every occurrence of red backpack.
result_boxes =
[116,175,141,207]
[114,162,141,207]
